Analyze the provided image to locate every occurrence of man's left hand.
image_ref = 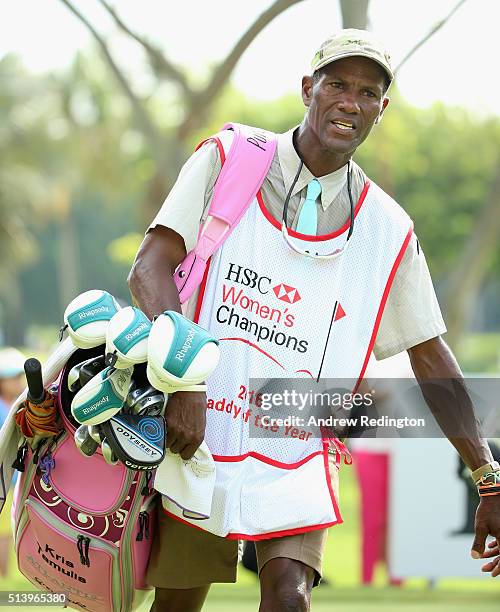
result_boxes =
[471,496,500,577]
[480,540,500,577]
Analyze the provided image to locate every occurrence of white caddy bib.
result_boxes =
[164,175,413,539]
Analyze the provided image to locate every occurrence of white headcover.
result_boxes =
[71,366,133,425]
[64,290,121,349]
[146,311,220,393]
[105,306,152,369]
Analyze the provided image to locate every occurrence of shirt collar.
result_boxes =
[277,127,349,211]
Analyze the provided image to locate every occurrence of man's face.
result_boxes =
[301,56,389,157]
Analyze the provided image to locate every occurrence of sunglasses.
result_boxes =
[281,159,355,259]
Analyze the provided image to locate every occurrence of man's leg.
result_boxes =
[147,505,239,611]
[258,557,315,612]
[255,455,339,610]
[255,527,329,612]
[151,585,210,612]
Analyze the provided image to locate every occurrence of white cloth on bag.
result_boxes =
[154,441,216,520]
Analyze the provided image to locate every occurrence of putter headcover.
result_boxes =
[147,311,220,393]
[63,290,121,349]
[99,413,166,471]
[105,306,152,369]
[71,365,133,425]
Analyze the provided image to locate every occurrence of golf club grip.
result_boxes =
[24,358,45,404]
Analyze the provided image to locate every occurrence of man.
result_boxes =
[129,29,500,612]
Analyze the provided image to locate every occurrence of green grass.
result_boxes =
[203,585,500,612]
[2,467,499,610]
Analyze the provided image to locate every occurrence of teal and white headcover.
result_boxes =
[147,311,220,393]
[71,365,133,425]
[64,290,120,349]
[105,306,152,369]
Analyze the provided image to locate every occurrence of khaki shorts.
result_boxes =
[147,455,339,589]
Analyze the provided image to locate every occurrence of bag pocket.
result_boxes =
[49,434,133,515]
[17,498,122,612]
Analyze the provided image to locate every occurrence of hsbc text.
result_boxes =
[225,263,271,295]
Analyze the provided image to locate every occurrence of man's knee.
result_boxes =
[259,558,314,612]
[260,582,310,612]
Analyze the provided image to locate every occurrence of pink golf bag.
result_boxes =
[11,346,156,612]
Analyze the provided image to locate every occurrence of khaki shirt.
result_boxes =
[150,127,446,360]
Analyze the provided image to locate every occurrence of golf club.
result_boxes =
[68,355,106,393]
[126,383,165,416]
[88,424,103,444]
[74,424,99,457]
[101,437,118,465]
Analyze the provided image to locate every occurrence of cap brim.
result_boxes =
[314,50,394,84]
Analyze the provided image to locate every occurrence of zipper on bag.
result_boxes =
[136,511,150,542]
[12,440,28,472]
[77,534,91,567]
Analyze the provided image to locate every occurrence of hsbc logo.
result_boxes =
[225,262,302,305]
[273,284,301,304]
[225,263,271,294]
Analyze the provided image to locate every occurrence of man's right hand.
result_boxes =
[165,391,207,460]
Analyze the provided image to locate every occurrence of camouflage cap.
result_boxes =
[312,29,393,85]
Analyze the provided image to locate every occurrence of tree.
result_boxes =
[442,162,500,348]
[59,0,304,223]
[0,56,54,344]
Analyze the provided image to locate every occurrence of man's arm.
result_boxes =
[408,336,492,470]
[408,336,500,575]
[128,226,207,460]
[128,226,185,319]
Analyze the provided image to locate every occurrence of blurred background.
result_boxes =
[0,0,499,609]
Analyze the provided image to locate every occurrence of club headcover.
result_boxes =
[71,366,133,425]
[63,290,121,349]
[105,306,152,369]
[147,311,220,393]
[99,413,166,471]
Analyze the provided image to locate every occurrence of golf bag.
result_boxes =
[12,345,156,612]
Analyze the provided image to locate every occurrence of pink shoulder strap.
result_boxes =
[174,123,277,304]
